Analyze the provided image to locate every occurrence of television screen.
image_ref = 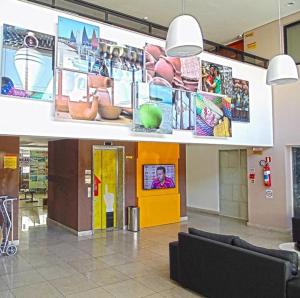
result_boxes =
[143,164,176,190]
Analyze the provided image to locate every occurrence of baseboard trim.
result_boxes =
[10,240,19,246]
[77,230,93,237]
[47,218,93,236]
[187,206,220,215]
[180,216,188,222]
[246,222,291,233]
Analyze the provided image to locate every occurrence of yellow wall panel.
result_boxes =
[137,142,181,228]
[138,194,180,228]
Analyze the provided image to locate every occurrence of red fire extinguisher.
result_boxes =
[259,157,271,187]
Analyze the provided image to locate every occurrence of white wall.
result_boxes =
[186,145,220,212]
[0,0,273,146]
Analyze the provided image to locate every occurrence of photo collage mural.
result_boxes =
[0,15,251,137]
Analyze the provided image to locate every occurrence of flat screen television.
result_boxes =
[143,164,176,190]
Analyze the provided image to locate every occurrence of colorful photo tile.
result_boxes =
[55,70,133,125]
[145,44,201,92]
[173,89,195,130]
[133,82,173,134]
[195,92,232,137]
[94,39,144,82]
[231,78,250,122]
[1,24,55,101]
[201,61,233,96]
[57,17,100,73]
[110,44,144,82]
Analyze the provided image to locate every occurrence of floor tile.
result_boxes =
[114,261,158,278]
[99,253,133,266]
[144,294,165,298]
[84,267,130,286]
[66,287,114,298]
[0,277,9,291]
[135,273,175,292]
[48,274,98,296]
[103,279,155,298]
[36,263,81,280]
[0,290,13,298]
[11,281,63,298]
[2,269,44,289]
[160,285,204,297]
[67,257,110,274]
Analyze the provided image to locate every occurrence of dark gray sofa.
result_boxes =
[169,231,300,298]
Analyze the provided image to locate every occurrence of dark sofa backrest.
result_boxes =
[178,232,290,298]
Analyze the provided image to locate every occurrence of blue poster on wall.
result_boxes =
[1,24,55,101]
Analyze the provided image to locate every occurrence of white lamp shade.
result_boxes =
[266,54,299,85]
[166,15,203,57]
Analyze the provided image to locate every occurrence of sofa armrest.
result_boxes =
[169,241,179,282]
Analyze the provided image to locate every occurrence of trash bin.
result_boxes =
[128,206,140,232]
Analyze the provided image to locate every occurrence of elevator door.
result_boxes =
[93,146,124,230]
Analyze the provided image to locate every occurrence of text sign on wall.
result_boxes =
[3,155,17,169]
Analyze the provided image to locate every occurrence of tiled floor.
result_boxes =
[0,209,291,297]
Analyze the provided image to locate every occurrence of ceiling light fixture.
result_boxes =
[266,0,298,85]
[165,0,203,57]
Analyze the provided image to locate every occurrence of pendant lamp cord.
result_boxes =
[278,0,283,53]
[182,0,185,14]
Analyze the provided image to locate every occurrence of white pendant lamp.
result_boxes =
[267,54,298,85]
[166,0,203,57]
[266,0,298,85]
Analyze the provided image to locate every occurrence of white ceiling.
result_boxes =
[85,0,300,43]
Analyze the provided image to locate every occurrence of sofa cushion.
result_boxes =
[287,276,300,298]
[233,237,298,276]
[188,228,237,245]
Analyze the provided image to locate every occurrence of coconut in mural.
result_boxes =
[133,82,173,134]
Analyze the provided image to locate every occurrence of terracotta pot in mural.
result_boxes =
[154,57,175,85]
[95,88,112,106]
[68,97,98,121]
[145,61,155,77]
[88,75,113,88]
[56,95,70,112]
[99,105,121,120]
[165,57,181,75]
[149,77,172,88]
[145,44,164,61]
[183,79,199,92]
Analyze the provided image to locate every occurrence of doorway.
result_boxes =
[292,147,300,217]
[92,146,125,231]
[219,149,248,220]
[19,146,48,231]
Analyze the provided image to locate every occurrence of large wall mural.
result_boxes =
[0,13,252,138]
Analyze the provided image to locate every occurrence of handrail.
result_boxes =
[24,0,269,68]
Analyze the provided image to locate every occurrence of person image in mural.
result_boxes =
[151,166,175,189]
[212,68,221,94]
[203,64,222,94]
[232,79,249,121]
